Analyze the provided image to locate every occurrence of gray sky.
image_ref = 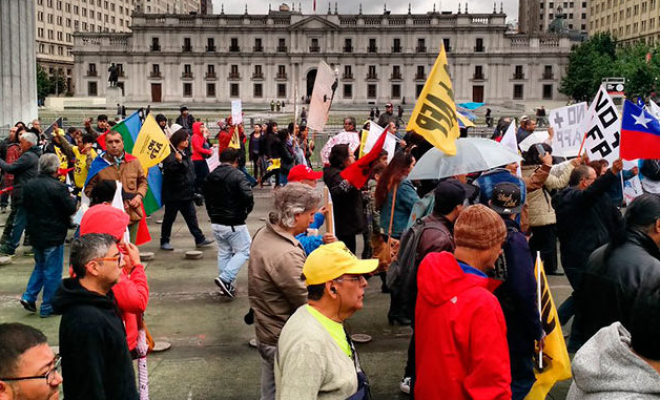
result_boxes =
[211,0,519,20]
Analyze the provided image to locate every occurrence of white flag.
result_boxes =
[500,122,522,177]
[649,99,660,119]
[582,86,621,164]
[307,61,337,132]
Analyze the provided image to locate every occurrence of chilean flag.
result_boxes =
[621,100,660,160]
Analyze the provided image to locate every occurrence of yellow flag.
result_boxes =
[229,128,241,149]
[132,113,171,172]
[406,44,460,155]
[526,255,572,400]
[457,112,476,128]
[358,129,369,158]
[267,158,281,171]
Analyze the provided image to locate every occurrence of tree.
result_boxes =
[613,43,660,100]
[36,64,51,102]
[560,33,617,101]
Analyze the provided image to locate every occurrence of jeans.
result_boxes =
[529,224,558,274]
[257,342,277,400]
[510,355,536,400]
[22,245,64,316]
[279,170,289,186]
[161,200,206,245]
[2,206,27,255]
[211,224,251,284]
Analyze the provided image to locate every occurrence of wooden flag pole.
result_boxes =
[324,186,334,235]
[537,251,543,371]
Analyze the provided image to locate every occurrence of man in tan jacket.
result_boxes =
[248,183,322,400]
[84,131,148,240]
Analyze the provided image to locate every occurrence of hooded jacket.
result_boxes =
[191,122,212,161]
[52,278,138,400]
[567,322,660,400]
[415,252,511,400]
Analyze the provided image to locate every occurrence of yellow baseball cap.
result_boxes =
[302,242,379,286]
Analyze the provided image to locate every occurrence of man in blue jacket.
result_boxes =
[490,182,543,400]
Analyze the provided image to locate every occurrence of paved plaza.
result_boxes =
[0,186,573,399]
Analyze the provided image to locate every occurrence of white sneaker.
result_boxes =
[399,376,411,394]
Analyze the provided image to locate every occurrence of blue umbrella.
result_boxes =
[457,102,486,110]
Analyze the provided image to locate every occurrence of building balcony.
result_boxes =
[149,71,161,78]
[253,45,264,52]
[542,73,555,79]
[86,70,98,77]
[391,72,402,80]
[150,45,161,51]
[182,45,192,52]
[366,73,378,80]
[415,73,426,80]
[416,46,427,53]
[513,73,525,80]
[181,72,194,80]
[206,45,216,52]
[392,46,402,53]
[310,46,320,53]
[368,46,378,53]
[474,46,485,52]
[205,72,217,80]
[342,73,353,80]
[277,45,288,52]
[252,72,264,79]
[276,72,287,80]
[473,73,485,80]
[343,46,353,52]
[228,72,241,80]
[229,46,240,52]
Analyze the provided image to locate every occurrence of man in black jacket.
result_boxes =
[0,132,42,256]
[175,105,195,131]
[574,193,660,348]
[552,159,623,351]
[52,233,139,400]
[203,148,254,298]
[19,154,77,317]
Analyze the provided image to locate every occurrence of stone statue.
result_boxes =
[108,63,119,87]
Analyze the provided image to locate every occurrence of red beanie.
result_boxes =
[80,204,129,241]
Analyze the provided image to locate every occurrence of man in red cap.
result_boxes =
[79,204,149,357]
[287,165,335,255]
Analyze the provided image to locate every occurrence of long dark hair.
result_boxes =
[522,143,552,166]
[328,144,350,169]
[605,193,660,257]
[375,151,415,210]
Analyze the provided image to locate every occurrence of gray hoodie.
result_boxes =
[567,322,660,400]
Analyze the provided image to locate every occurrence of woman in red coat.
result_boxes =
[415,205,511,400]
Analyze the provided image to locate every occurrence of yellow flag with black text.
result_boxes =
[406,44,460,155]
[132,113,171,173]
[526,255,572,400]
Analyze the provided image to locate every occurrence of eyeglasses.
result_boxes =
[1,355,61,385]
[334,275,365,284]
[343,122,354,126]
[94,253,123,266]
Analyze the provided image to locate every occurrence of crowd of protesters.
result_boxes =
[1,103,660,400]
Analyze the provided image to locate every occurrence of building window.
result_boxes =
[443,38,451,52]
[278,38,287,52]
[368,65,377,79]
[474,65,484,80]
[417,38,427,52]
[254,38,263,52]
[230,38,240,52]
[416,84,424,98]
[183,37,192,52]
[151,38,160,51]
[513,84,524,100]
[392,65,401,79]
[367,84,377,99]
[230,83,240,97]
[183,83,193,97]
[393,38,401,52]
[88,81,98,96]
[207,83,216,97]
[475,38,485,52]
[344,84,353,98]
[416,66,426,80]
[514,65,524,79]
[368,38,377,53]
[543,84,553,100]
[207,38,215,52]
[344,38,353,52]
[277,84,286,98]
[392,84,401,99]
[310,38,320,52]
[254,83,263,98]
[343,65,353,79]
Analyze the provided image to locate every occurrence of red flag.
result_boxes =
[313,0,316,12]
[134,203,151,246]
[340,130,387,189]
[97,131,108,151]
[58,167,75,176]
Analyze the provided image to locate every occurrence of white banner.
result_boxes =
[550,102,587,157]
[500,122,522,177]
[518,130,550,153]
[583,86,621,164]
[231,100,243,125]
[363,123,396,163]
[307,61,337,132]
[206,147,220,172]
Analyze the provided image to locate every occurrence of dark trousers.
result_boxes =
[529,224,558,274]
[193,160,210,194]
[559,266,586,352]
[511,355,536,400]
[261,168,280,186]
[336,234,357,254]
[160,199,206,245]
[404,328,416,396]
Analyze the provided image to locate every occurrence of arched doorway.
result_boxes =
[306,69,317,100]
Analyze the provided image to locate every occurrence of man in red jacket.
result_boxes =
[415,204,511,400]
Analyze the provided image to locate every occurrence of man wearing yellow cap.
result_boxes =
[274,241,377,400]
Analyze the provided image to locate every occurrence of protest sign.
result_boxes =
[231,100,243,125]
[623,160,643,205]
[582,86,621,164]
[307,61,337,132]
[206,147,220,172]
[550,103,587,157]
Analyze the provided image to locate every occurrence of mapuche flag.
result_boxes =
[340,128,388,189]
[406,44,460,155]
[620,99,660,160]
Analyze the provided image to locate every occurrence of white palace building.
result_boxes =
[72,3,574,106]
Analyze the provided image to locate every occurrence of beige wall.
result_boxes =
[589,0,660,44]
